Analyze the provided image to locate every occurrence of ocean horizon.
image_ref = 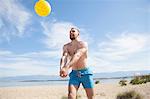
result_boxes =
[0,70,149,87]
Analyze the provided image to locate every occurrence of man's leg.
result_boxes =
[68,85,79,99]
[81,73,94,99]
[85,88,94,99]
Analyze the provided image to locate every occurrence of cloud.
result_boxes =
[0,0,31,42]
[97,33,149,60]
[41,21,93,50]
[0,61,55,77]
[0,50,13,56]
[20,50,60,59]
[0,50,60,77]
[0,50,59,64]
[88,32,150,73]
[41,21,74,49]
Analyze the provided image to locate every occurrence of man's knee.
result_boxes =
[68,92,76,99]
[85,88,94,99]
[87,92,94,99]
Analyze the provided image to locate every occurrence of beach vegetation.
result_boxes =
[95,80,100,84]
[116,90,142,99]
[130,74,150,85]
[119,79,127,86]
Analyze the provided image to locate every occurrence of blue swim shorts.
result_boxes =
[69,68,94,88]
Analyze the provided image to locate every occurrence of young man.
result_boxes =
[60,28,94,99]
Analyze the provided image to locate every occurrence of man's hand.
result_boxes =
[59,67,68,78]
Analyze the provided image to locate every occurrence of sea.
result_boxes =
[0,70,149,87]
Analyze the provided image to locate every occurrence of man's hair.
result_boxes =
[71,27,80,33]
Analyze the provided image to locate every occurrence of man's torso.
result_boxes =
[65,41,87,70]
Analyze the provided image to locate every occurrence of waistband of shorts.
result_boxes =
[72,67,89,72]
[71,67,93,75]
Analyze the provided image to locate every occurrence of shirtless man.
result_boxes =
[60,28,94,99]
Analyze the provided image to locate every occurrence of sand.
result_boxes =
[0,83,150,99]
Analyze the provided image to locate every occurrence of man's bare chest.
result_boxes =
[67,45,79,56]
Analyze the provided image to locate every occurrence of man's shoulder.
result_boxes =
[63,42,71,47]
[79,41,88,46]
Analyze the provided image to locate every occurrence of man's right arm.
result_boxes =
[60,45,68,70]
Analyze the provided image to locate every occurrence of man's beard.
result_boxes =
[70,36,75,40]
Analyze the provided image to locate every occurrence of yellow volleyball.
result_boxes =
[34,0,51,17]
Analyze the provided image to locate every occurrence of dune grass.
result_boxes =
[116,90,143,99]
[130,74,150,85]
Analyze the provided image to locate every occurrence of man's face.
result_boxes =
[69,29,79,40]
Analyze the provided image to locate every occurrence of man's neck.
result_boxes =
[71,39,78,44]
[71,38,80,42]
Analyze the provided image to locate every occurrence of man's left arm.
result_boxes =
[64,42,88,69]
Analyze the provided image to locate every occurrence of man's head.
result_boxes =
[69,28,80,40]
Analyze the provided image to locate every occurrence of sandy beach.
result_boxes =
[0,82,150,99]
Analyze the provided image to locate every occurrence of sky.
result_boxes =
[0,0,150,77]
